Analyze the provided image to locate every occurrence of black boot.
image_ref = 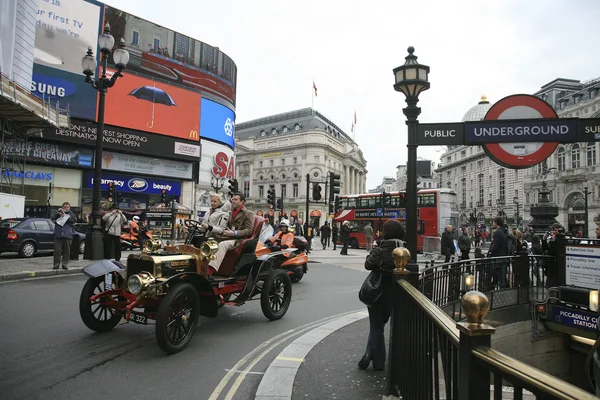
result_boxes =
[358,353,371,370]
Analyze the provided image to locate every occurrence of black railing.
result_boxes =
[418,254,556,320]
[388,278,596,399]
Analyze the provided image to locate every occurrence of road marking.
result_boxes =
[224,369,265,375]
[208,309,362,400]
[276,356,304,362]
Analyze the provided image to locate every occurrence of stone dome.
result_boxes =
[462,95,493,122]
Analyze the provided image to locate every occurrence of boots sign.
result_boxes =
[415,94,600,169]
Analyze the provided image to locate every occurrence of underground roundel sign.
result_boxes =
[483,94,559,169]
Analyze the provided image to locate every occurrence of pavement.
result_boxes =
[0,244,485,399]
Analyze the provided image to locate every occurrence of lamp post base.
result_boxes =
[84,223,105,260]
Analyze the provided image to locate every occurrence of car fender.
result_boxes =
[256,248,298,261]
[82,259,126,278]
[160,273,218,318]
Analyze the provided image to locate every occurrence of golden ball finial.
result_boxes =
[461,291,490,325]
[481,94,487,102]
[392,247,410,273]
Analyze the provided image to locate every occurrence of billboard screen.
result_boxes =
[41,119,201,161]
[104,5,237,104]
[31,0,103,120]
[103,69,201,141]
[200,99,235,148]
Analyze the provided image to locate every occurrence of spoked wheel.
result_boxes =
[260,270,292,321]
[155,283,200,354]
[79,275,123,332]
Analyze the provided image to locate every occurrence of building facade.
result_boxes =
[435,77,600,235]
[523,78,600,236]
[394,162,439,192]
[0,0,237,236]
[369,176,396,193]
[233,108,367,226]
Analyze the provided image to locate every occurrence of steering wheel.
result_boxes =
[185,219,202,229]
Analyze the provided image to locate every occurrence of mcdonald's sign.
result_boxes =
[189,130,199,140]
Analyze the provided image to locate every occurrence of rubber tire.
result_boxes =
[155,283,200,354]
[290,267,304,283]
[19,241,36,258]
[260,270,292,321]
[79,276,122,332]
[350,238,359,249]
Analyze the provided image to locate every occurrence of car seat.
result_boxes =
[213,216,264,277]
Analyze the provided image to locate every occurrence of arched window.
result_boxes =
[557,147,565,171]
[587,142,596,166]
[571,144,581,168]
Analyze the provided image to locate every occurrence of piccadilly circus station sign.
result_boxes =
[417,94,600,169]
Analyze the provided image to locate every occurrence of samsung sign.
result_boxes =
[200,99,235,148]
[85,172,181,195]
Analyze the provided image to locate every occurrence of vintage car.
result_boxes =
[78,216,293,354]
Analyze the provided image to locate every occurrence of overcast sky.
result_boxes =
[104,0,600,189]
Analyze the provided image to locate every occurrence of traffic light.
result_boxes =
[106,182,117,203]
[399,192,407,207]
[228,178,239,194]
[334,195,341,213]
[312,184,322,201]
[328,172,341,200]
[161,189,167,206]
[267,188,276,207]
[276,198,283,210]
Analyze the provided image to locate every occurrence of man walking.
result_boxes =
[340,221,352,255]
[332,224,339,250]
[52,202,76,270]
[458,227,471,260]
[441,225,455,263]
[489,217,509,288]
[364,222,374,252]
[320,222,331,250]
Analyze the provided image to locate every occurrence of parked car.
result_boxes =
[0,218,86,258]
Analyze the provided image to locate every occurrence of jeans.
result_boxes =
[321,236,330,249]
[340,240,349,255]
[365,302,391,369]
[104,235,122,261]
[53,238,72,268]
[366,237,373,252]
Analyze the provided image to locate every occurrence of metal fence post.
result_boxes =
[456,291,496,399]
[387,270,411,396]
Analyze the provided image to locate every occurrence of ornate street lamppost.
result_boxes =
[210,176,225,192]
[82,24,129,260]
[513,196,521,227]
[393,46,430,276]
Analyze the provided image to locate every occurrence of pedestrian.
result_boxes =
[304,221,313,254]
[364,222,374,252]
[51,202,76,270]
[294,219,304,237]
[340,221,352,255]
[358,219,405,371]
[488,217,508,289]
[102,204,127,262]
[320,222,331,250]
[512,229,529,287]
[441,225,455,263]
[332,224,339,250]
[542,223,564,287]
[458,227,471,260]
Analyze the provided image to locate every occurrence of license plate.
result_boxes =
[128,312,148,325]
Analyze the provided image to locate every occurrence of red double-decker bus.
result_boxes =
[333,188,458,251]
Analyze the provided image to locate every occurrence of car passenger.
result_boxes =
[207,193,255,274]
[199,195,230,243]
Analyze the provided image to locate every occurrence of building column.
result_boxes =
[344,165,349,194]
[355,169,359,194]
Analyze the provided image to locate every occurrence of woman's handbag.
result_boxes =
[359,270,383,307]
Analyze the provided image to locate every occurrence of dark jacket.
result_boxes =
[320,224,332,237]
[441,230,455,256]
[489,226,508,257]
[365,239,405,305]
[52,211,76,239]
[341,224,352,242]
[458,232,471,253]
[294,223,303,237]
[332,225,339,238]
